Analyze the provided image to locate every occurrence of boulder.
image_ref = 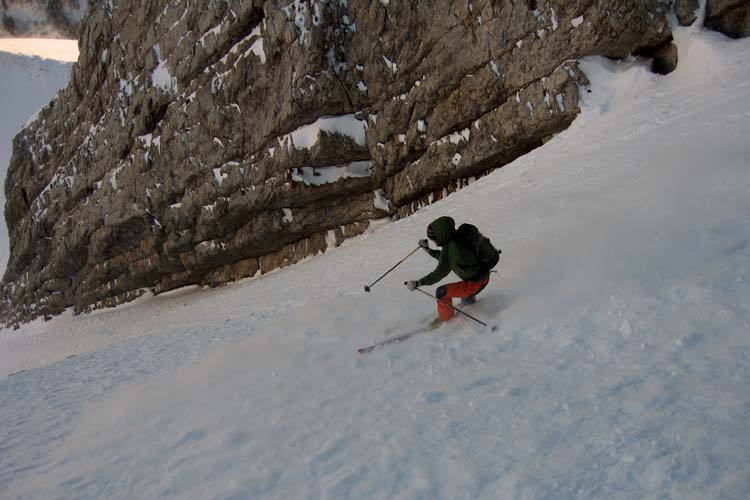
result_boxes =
[705,0,750,39]
[652,42,679,75]
[675,0,700,27]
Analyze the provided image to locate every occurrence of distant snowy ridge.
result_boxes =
[0,39,78,61]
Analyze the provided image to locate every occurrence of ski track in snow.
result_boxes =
[1,28,750,499]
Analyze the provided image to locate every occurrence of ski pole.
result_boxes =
[413,287,493,329]
[364,247,420,292]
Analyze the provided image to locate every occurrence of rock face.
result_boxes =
[675,0,700,27]
[705,0,750,38]
[2,0,676,325]
[650,42,679,75]
[1,0,86,38]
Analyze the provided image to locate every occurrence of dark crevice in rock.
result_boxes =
[333,72,357,111]
[180,7,266,90]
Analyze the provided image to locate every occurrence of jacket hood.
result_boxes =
[428,216,455,245]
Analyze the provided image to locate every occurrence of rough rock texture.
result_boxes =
[651,42,679,75]
[705,0,750,38]
[2,0,675,325]
[0,0,85,38]
[675,0,700,26]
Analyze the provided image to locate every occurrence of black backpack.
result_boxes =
[455,223,501,274]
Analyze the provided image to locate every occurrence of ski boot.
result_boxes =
[427,317,445,330]
[460,294,477,306]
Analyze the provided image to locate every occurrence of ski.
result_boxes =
[357,325,436,353]
[357,313,497,353]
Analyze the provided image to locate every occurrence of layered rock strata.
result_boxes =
[3,0,675,324]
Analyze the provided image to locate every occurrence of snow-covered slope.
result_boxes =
[0,49,73,272]
[1,27,749,499]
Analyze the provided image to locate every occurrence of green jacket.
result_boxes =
[418,216,483,286]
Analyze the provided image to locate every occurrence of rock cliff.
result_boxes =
[2,0,680,325]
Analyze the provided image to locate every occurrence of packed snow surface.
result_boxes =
[291,160,373,186]
[1,28,750,499]
[283,114,368,149]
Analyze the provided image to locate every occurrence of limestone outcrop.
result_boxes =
[3,0,678,324]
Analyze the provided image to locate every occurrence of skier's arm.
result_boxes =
[419,239,440,260]
[426,248,441,259]
[418,249,452,286]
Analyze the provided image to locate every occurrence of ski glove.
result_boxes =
[405,280,419,291]
[418,239,430,249]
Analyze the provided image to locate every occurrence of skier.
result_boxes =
[405,216,498,327]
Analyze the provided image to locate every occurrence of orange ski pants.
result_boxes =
[435,277,489,321]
